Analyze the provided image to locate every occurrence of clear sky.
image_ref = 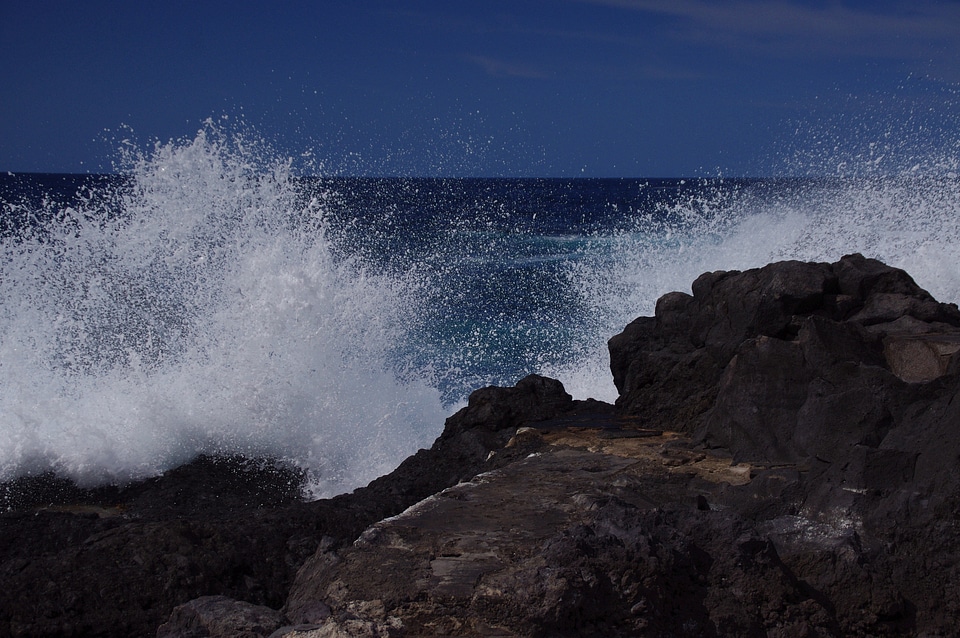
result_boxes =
[2,1,959,177]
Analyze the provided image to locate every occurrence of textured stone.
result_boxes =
[883,333,960,382]
[156,595,287,638]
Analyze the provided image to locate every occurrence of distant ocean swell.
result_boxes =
[1,123,958,498]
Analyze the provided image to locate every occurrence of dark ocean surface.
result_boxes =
[2,129,958,497]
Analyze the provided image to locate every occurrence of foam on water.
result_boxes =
[0,124,446,497]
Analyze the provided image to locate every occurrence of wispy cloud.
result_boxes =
[465,55,551,79]
[578,0,960,59]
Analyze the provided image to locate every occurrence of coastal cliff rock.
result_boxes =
[3,254,960,637]
[270,254,960,637]
[608,253,960,432]
[0,377,574,637]
[609,254,960,520]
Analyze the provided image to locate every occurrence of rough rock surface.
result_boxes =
[156,596,287,638]
[0,377,574,637]
[272,255,960,637]
[283,420,805,637]
[3,254,960,637]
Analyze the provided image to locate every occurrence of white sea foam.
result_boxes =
[0,124,446,497]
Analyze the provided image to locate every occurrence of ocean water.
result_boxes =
[2,125,959,498]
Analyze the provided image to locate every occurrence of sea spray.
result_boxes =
[547,175,960,402]
[2,126,959,497]
[618,80,960,325]
[0,124,446,497]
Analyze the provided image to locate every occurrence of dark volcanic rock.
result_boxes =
[0,458,341,638]
[270,255,960,637]
[610,254,960,450]
[609,255,960,529]
[282,436,840,637]
[156,596,287,638]
[0,375,574,638]
[604,253,960,634]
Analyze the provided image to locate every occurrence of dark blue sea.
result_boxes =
[2,128,959,497]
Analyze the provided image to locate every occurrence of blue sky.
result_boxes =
[2,1,959,177]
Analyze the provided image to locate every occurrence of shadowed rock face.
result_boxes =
[5,255,960,637]
[610,254,960,470]
[608,254,960,434]
[0,379,575,638]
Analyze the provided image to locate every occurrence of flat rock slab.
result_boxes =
[289,446,645,604]
[284,429,756,636]
[536,427,751,487]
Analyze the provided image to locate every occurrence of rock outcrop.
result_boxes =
[3,254,960,637]
[270,254,960,637]
[609,254,960,521]
[601,253,960,634]
[0,378,575,637]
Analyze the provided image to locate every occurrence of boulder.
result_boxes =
[609,254,960,465]
[156,596,287,638]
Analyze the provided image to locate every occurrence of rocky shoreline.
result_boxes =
[3,254,960,636]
